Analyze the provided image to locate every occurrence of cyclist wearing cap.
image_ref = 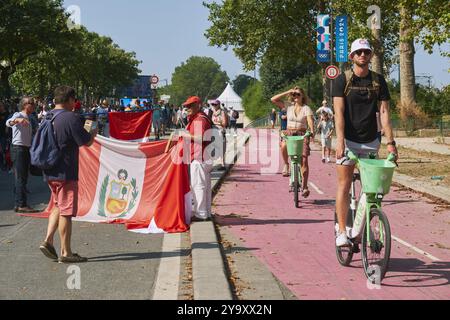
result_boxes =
[271,86,315,198]
[332,38,398,247]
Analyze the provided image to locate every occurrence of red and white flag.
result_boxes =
[34,135,192,234]
[108,111,153,141]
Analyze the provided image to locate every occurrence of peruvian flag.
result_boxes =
[108,111,153,141]
[32,135,192,234]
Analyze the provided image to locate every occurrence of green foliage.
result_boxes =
[416,85,450,116]
[241,81,273,120]
[259,56,320,100]
[0,0,140,99]
[204,0,320,71]
[232,74,256,96]
[170,56,229,105]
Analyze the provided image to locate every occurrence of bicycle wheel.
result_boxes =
[293,162,299,208]
[335,210,354,266]
[362,208,391,283]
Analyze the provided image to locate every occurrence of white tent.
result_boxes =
[216,83,244,112]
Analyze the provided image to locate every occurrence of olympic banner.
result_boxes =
[335,15,348,63]
[317,14,331,63]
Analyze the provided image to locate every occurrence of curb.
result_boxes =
[190,133,250,300]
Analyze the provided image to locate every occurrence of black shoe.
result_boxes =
[16,206,40,213]
[217,165,227,171]
[191,216,211,222]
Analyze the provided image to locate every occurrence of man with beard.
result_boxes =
[332,39,398,247]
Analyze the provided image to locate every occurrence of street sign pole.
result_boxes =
[330,0,334,107]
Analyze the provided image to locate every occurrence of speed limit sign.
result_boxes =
[150,75,159,85]
[325,66,340,80]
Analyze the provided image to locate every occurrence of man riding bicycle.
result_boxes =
[332,39,398,247]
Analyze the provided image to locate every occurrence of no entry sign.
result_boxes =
[150,75,159,85]
[325,66,340,79]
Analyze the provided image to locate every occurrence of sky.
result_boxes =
[63,0,449,88]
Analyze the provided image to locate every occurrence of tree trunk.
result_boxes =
[399,5,416,106]
[371,28,384,75]
[0,70,12,99]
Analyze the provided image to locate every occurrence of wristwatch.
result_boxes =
[387,141,396,147]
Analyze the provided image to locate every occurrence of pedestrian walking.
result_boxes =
[40,86,97,263]
[270,108,277,129]
[229,106,239,136]
[317,111,334,163]
[211,99,228,170]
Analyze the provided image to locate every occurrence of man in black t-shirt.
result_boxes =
[332,39,398,247]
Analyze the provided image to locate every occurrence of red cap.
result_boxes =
[74,100,81,110]
[182,96,201,106]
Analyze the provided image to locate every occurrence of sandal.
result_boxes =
[58,253,88,264]
[302,188,310,198]
[39,241,58,260]
[282,164,290,177]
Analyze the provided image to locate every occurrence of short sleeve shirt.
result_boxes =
[285,103,313,130]
[332,72,390,143]
[43,110,92,181]
[186,112,212,162]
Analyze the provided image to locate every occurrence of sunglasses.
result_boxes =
[354,49,372,56]
[292,93,302,97]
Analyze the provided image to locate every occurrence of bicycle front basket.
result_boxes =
[285,136,304,157]
[359,159,396,194]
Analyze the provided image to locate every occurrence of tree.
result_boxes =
[170,56,229,105]
[204,0,319,71]
[10,27,140,101]
[0,0,71,98]
[232,74,256,96]
[241,81,273,120]
[259,56,319,100]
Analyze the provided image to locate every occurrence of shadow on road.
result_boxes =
[88,248,190,262]
[383,258,450,288]
[216,216,332,226]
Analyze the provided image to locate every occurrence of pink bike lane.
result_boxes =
[214,129,450,300]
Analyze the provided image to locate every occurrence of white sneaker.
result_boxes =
[327,157,331,163]
[336,231,351,247]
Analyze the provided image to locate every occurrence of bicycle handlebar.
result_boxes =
[280,130,311,139]
[346,150,397,164]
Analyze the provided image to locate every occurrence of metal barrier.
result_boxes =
[245,116,271,128]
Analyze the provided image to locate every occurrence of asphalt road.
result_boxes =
[0,169,171,300]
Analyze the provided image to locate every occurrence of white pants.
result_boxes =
[190,160,213,219]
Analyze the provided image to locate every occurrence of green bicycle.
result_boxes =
[282,131,311,208]
[335,151,397,283]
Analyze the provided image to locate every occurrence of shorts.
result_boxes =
[336,139,380,166]
[282,129,311,157]
[321,137,332,149]
[48,181,78,217]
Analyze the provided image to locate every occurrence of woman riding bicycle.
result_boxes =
[271,87,315,198]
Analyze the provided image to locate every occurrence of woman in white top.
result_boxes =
[271,87,315,198]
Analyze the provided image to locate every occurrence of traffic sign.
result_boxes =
[325,66,340,79]
[150,75,159,85]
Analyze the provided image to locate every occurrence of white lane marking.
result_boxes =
[309,182,325,195]
[392,235,441,262]
[152,233,182,300]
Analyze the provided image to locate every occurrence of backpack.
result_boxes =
[30,112,64,170]
[232,110,239,119]
[343,69,381,99]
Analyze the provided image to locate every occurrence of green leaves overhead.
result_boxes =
[1,0,140,99]
[170,56,229,105]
